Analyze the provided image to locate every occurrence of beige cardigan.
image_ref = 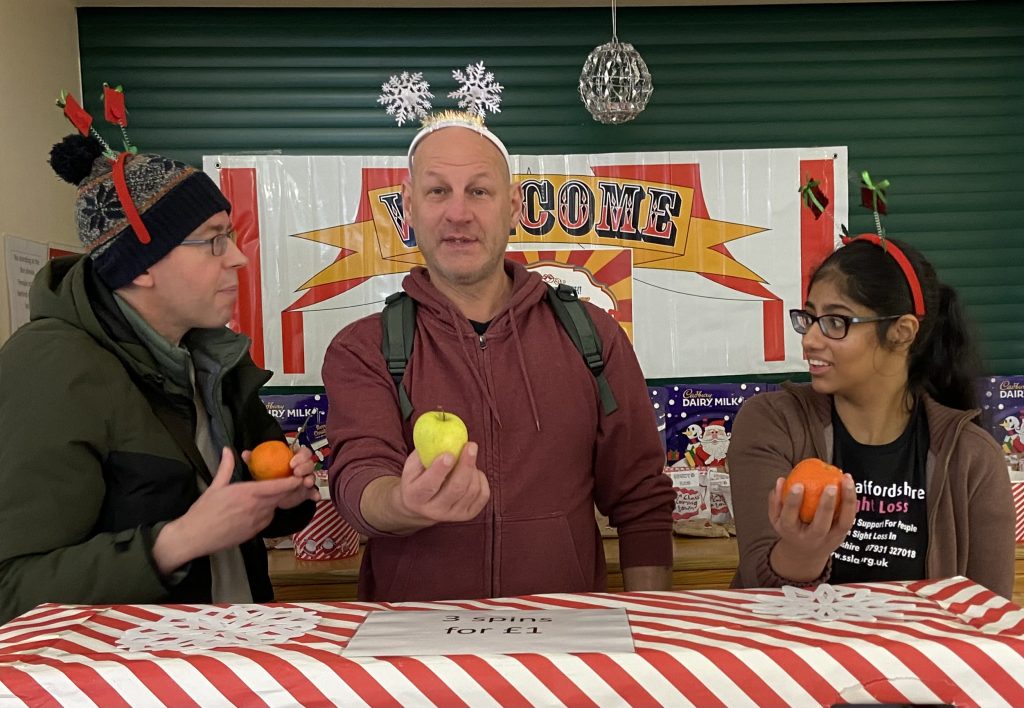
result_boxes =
[729,384,1015,599]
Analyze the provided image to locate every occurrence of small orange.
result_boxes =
[249,440,293,480]
[782,458,845,524]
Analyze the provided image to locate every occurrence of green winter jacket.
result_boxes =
[0,255,313,624]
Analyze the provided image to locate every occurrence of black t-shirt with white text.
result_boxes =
[828,398,929,584]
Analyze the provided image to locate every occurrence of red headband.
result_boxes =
[111,152,152,245]
[840,233,925,317]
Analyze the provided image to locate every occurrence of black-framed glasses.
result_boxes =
[789,308,902,340]
[179,229,237,257]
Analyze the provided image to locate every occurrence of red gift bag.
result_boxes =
[292,500,360,560]
[1012,481,1024,543]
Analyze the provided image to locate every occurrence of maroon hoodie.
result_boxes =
[323,260,673,601]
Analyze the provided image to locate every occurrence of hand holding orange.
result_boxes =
[783,458,845,524]
[249,440,293,480]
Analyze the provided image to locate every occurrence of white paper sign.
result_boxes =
[343,608,634,657]
[4,234,47,333]
[207,146,847,383]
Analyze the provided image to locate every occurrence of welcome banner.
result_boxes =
[205,147,846,386]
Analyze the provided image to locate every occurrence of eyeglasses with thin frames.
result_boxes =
[179,229,237,257]
[789,308,903,340]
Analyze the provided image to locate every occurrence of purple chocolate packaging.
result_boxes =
[260,393,332,471]
[977,376,1024,455]
[663,382,774,468]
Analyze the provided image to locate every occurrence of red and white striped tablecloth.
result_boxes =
[1,576,1023,707]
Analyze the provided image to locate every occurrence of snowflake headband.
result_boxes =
[378,62,511,176]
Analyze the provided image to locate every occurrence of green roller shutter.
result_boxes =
[77,1,1024,377]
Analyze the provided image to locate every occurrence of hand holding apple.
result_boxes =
[356,408,489,534]
[392,439,489,527]
[367,409,486,530]
[413,408,468,467]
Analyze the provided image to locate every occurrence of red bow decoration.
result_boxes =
[55,84,149,244]
[859,171,889,216]
[57,91,93,138]
[103,84,127,127]
[799,176,829,220]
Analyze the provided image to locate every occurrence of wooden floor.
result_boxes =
[269,538,1024,604]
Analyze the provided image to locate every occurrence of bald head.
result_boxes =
[408,118,512,179]
[408,126,512,186]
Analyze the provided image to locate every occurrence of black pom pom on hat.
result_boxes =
[49,134,104,185]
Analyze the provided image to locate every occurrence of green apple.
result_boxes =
[413,408,469,467]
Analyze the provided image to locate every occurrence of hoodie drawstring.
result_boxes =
[508,301,542,432]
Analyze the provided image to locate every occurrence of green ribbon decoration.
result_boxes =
[799,176,826,214]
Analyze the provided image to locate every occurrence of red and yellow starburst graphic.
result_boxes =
[288,164,766,312]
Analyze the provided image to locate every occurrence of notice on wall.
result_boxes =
[4,235,47,333]
[343,609,633,657]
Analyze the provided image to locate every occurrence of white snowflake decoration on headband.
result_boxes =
[378,71,434,127]
[448,62,503,117]
[379,62,503,126]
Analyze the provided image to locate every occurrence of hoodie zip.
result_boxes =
[403,264,551,596]
[471,328,498,597]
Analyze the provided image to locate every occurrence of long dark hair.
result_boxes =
[809,237,981,411]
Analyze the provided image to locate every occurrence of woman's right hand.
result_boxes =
[767,473,857,583]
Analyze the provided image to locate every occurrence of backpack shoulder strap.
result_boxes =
[546,284,619,415]
[380,291,416,420]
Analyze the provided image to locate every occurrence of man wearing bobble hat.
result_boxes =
[0,89,317,624]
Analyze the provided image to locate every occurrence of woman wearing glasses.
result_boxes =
[729,234,1014,597]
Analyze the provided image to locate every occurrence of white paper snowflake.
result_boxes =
[448,61,503,117]
[378,71,434,126]
[117,606,318,651]
[749,584,907,622]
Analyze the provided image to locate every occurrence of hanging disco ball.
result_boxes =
[578,39,653,124]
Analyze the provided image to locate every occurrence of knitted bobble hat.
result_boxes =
[48,133,230,289]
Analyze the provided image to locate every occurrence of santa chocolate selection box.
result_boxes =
[977,376,1024,457]
[663,382,772,468]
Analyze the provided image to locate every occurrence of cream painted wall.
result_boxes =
[0,0,81,342]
